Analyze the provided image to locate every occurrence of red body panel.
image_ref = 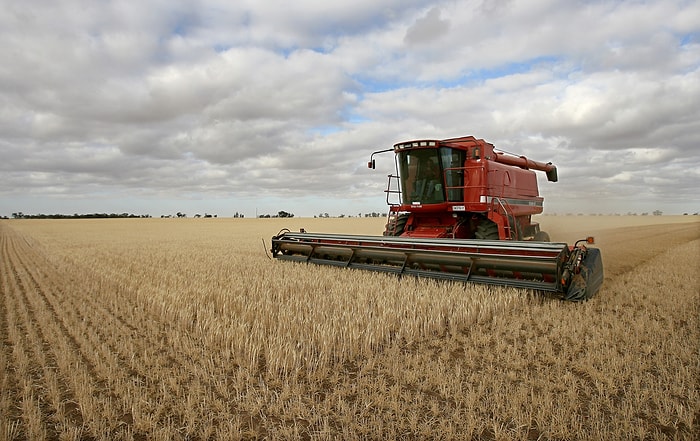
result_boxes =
[384,136,556,241]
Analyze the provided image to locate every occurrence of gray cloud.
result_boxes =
[404,7,449,46]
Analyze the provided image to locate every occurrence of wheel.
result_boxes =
[474,220,500,240]
[563,248,603,301]
[534,231,550,242]
[383,213,409,236]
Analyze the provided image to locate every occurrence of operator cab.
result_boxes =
[393,141,467,205]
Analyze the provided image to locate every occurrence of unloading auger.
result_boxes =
[271,136,604,301]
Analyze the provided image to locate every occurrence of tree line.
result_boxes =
[258,210,294,218]
[10,212,151,219]
[315,212,384,218]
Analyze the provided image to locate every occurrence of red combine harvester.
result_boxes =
[271,136,603,301]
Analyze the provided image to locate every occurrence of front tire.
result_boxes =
[475,220,500,240]
[383,213,409,236]
[534,231,550,242]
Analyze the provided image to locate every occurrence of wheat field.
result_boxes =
[1,215,698,440]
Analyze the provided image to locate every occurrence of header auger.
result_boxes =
[271,136,604,301]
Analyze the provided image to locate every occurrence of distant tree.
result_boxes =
[10,211,149,219]
[653,210,663,216]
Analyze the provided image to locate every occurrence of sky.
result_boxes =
[1,0,699,218]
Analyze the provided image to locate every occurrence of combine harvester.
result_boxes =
[271,136,603,301]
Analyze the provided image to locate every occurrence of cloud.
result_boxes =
[0,0,698,217]
[404,7,449,46]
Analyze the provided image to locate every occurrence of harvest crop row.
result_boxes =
[1,217,698,439]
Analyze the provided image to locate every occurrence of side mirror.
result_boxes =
[368,159,376,169]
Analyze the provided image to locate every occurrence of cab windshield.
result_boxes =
[397,147,465,204]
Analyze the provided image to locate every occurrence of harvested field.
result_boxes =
[1,215,698,440]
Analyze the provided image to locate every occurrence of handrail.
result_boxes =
[490,196,517,239]
[384,174,402,206]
